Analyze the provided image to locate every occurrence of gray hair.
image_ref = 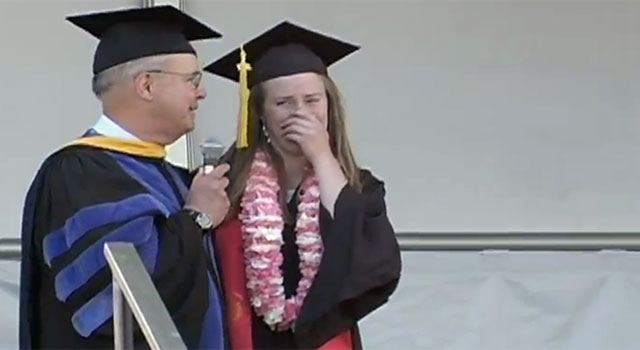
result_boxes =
[91,55,168,98]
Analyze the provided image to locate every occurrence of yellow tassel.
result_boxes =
[236,45,252,149]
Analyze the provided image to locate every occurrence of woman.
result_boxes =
[204,21,402,350]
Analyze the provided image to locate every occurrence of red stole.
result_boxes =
[214,218,353,350]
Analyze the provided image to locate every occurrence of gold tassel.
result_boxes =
[236,45,252,149]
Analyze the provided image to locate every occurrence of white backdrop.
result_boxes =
[362,251,640,350]
[3,1,640,236]
[5,251,640,349]
[187,0,640,233]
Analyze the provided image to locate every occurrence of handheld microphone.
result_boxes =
[200,137,225,174]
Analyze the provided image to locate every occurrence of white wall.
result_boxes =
[3,2,640,234]
[0,0,140,238]
[187,0,640,232]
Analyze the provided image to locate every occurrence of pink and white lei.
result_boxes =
[239,150,323,331]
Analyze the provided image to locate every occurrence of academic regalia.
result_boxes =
[20,136,226,349]
[215,170,401,349]
[19,6,224,349]
[206,21,402,349]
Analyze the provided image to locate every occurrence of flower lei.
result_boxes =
[239,150,323,331]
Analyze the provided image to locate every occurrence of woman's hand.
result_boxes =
[282,113,332,164]
[282,113,347,216]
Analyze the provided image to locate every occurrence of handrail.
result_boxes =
[0,238,20,261]
[104,242,186,350]
[398,232,640,251]
[3,233,640,263]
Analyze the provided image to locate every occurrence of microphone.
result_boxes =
[200,137,225,174]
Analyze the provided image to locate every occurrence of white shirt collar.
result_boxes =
[92,114,139,140]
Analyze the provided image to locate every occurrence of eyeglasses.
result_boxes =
[146,69,203,89]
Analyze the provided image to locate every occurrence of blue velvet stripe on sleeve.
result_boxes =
[70,286,113,337]
[42,193,169,268]
[54,215,160,302]
[69,218,161,338]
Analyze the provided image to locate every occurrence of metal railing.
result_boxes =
[398,232,640,251]
[4,232,640,349]
[0,238,20,261]
[5,232,640,263]
[104,242,186,350]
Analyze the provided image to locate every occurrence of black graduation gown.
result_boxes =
[249,169,402,349]
[19,143,225,349]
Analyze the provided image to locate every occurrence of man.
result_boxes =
[19,6,228,349]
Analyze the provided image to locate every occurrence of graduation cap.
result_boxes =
[67,5,222,75]
[204,21,359,148]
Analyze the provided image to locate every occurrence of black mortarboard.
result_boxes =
[203,21,359,148]
[204,21,359,88]
[67,5,222,75]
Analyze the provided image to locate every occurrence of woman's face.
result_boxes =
[260,72,328,157]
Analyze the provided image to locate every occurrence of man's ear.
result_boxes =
[134,72,154,101]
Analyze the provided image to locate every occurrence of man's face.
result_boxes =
[148,53,206,141]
